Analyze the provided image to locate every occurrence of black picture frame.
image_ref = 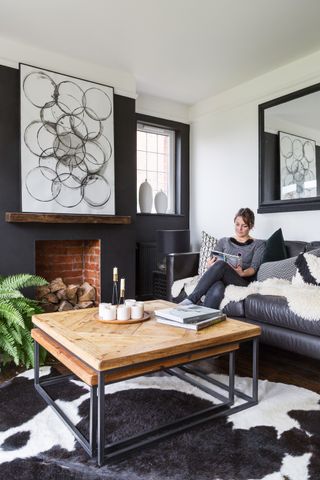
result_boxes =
[258,82,320,213]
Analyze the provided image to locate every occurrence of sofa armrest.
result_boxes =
[166,252,200,301]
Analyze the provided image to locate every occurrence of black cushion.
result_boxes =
[262,228,287,263]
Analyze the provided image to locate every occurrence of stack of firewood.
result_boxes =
[37,277,96,312]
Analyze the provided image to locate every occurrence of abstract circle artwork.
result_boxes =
[20,64,115,214]
[279,131,317,200]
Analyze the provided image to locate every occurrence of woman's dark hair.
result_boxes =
[234,208,255,229]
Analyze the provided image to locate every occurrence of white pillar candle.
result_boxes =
[120,278,125,290]
[99,303,111,317]
[101,307,117,321]
[117,305,130,320]
[136,301,144,312]
[125,299,136,307]
[131,304,144,320]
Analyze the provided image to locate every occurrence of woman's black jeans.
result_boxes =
[188,260,250,309]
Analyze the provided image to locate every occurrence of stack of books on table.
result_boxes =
[155,305,226,330]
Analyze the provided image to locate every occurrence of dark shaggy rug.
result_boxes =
[0,367,319,480]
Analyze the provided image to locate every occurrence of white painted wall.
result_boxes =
[0,35,136,98]
[189,48,320,249]
[136,93,190,124]
[0,36,190,124]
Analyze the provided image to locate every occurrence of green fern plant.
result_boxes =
[0,274,48,370]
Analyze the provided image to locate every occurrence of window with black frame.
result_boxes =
[137,122,175,214]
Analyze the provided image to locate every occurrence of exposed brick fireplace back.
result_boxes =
[35,240,101,302]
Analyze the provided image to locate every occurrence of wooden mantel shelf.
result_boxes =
[5,212,131,225]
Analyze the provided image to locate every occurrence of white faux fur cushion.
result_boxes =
[171,275,199,298]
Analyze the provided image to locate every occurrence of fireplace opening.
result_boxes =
[35,239,101,310]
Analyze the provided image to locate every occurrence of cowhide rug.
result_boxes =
[0,367,319,480]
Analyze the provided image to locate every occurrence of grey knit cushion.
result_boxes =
[306,247,320,257]
[257,256,297,282]
[198,231,217,277]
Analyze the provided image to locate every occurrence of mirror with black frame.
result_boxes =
[258,83,320,213]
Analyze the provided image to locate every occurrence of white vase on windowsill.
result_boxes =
[154,189,168,214]
[139,179,153,213]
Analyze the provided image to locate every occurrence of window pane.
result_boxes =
[137,131,146,151]
[137,123,175,213]
[147,152,157,172]
[137,170,145,188]
[146,133,157,153]
[157,153,166,172]
[158,172,167,193]
[157,134,166,154]
[148,171,158,192]
[137,150,146,170]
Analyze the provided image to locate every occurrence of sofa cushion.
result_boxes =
[198,231,217,277]
[306,241,320,251]
[262,228,287,263]
[284,240,307,257]
[244,294,320,336]
[257,256,297,282]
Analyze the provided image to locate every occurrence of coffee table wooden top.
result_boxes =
[32,300,260,371]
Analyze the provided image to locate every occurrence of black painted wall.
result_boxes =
[0,64,137,300]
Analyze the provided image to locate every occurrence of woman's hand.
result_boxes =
[232,265,256,277]
[206,256,217,269]
[233,265,245,276]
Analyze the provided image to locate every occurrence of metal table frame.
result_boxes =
[34,336,259,466]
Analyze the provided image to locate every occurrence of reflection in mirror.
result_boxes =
[259,84,320,213]
[265,93,319,199]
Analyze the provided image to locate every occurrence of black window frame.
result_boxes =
[136,113,189,217]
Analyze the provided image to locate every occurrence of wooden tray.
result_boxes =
[94,312,151,324]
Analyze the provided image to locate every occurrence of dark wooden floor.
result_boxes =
[202,342,320,394]
[1,343,319,393]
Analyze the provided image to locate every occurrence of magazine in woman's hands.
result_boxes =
[211,250,242,268]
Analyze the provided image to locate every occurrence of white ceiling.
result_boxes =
[2,0,320,105]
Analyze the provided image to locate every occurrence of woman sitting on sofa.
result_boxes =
[181,208,266,309]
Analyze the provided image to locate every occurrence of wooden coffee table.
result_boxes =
[32,300,260,466]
